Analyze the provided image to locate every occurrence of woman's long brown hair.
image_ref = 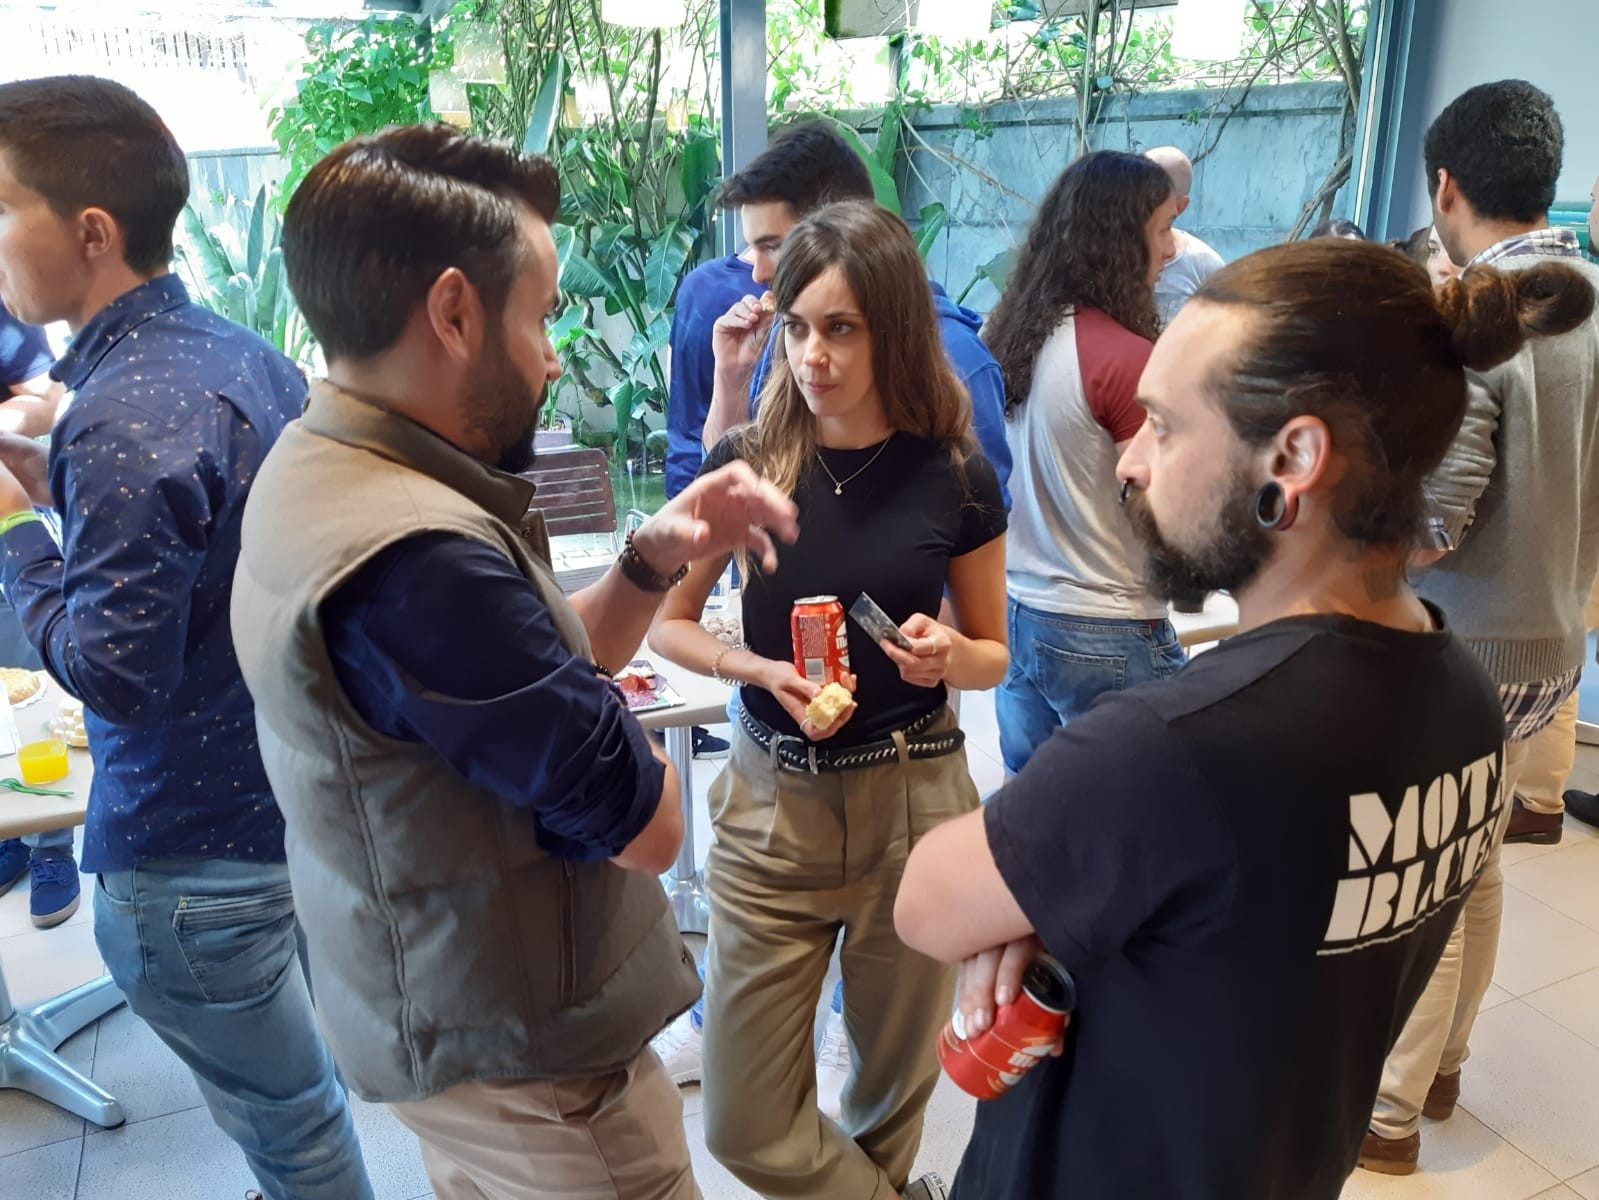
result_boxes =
[984,150,1172,414]
[741,200,973,499]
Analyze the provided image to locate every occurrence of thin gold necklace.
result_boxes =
[815,435,893,495]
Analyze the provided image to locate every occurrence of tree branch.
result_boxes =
[1286,146,1353,239]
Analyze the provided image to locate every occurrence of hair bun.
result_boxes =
[1437,261,1595,371]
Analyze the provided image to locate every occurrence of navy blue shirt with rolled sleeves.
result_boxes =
[320,532,666,862]
[0,274,306,873]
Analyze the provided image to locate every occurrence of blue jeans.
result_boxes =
[996,598,1186,774]
[95,858,372,1200]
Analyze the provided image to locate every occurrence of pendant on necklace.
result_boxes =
[834,485,843,496]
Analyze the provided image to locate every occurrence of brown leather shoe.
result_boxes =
[1504,795,1563,845]
[1358,1129,1419,1175]
[1424,1069,1460,1120]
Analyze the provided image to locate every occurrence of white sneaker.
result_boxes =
[652,1011,704,1087]
[816,1008,851,1120]
[903,1172,948,1200]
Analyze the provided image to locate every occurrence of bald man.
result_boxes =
[1145,146,1226,325]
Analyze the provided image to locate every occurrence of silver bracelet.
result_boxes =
[710,641,748,685]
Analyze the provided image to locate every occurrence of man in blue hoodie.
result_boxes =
[697,123,1011,508]
[665,260,759,500]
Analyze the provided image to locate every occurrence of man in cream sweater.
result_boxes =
[1361,79,1599,1176]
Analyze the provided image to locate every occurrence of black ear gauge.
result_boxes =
[1253,482,1298,531]
[1119,480,1132,506]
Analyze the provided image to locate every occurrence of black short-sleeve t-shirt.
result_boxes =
[701,431,1005,745]
[953,609,1507,1200]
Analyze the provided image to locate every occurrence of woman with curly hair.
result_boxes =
[985,149,1183,773]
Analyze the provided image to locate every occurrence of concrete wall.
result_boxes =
[1384,0,1598,238]
[896,81,1352,312]
[187,148,286,227]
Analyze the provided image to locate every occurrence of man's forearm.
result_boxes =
[702,372,751,452]
[0,395,60,439]
[1,377,66,439]
[570,522,697,670]
[567,565,665,674]
[1425,377,1500,546]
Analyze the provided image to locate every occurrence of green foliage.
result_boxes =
[174,186,316,368]
[461,0,728,465]
[551,114,722,462]
[268,14,454,205]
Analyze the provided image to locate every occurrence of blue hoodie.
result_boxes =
[750,281,1012,510]
[665,254,762,498]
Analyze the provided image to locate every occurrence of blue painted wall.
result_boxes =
[895,81,1352,311]
[1378,0,1597,239]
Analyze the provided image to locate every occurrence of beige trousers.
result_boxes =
[388,1049,700,1200]
[1371,737,1529,1139]
[701,710,977,1200]
[1517,689,1581,815]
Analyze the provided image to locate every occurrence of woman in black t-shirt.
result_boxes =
[650,200,1008,1200]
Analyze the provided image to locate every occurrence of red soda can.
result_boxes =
[791,596,851,686]
[937,955,1076,1101]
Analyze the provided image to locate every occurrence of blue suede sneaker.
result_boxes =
[28,851,81,928]
[0,838,28,896]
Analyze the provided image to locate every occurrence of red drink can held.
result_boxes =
[791,596,851,686]
[937,955,1076,1101]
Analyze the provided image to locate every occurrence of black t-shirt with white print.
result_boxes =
[701,430,1005,746]
[953,607,1506,1200]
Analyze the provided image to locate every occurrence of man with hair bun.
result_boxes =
[1363,78,1599,1175]
[894,238,1593,1200]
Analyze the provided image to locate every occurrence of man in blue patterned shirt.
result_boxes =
[0,76,371,1197]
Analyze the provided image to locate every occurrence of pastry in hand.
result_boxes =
[758,292,776,314]
[805,681,854,731]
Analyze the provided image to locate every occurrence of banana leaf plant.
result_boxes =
[174,185,318,370]
[549,118,722,465]
[831,113,949,262]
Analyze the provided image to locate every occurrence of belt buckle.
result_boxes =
[771,733,819,775]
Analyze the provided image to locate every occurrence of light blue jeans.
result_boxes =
[996,597,1186,774]
[95,857,372,1200]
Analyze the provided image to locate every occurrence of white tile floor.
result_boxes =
[4,691,1599,1199]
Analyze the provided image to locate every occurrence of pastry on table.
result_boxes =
[0,665,43,706]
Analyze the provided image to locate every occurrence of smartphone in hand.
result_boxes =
[849,592,915,653]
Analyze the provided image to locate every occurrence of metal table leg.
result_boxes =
[662,724,710,935]
[0,964,127,1127]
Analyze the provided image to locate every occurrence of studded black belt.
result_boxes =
[738,704,965,774]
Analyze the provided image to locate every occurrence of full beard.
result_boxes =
[1124,476,1275,611]
[465,329,543,475]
